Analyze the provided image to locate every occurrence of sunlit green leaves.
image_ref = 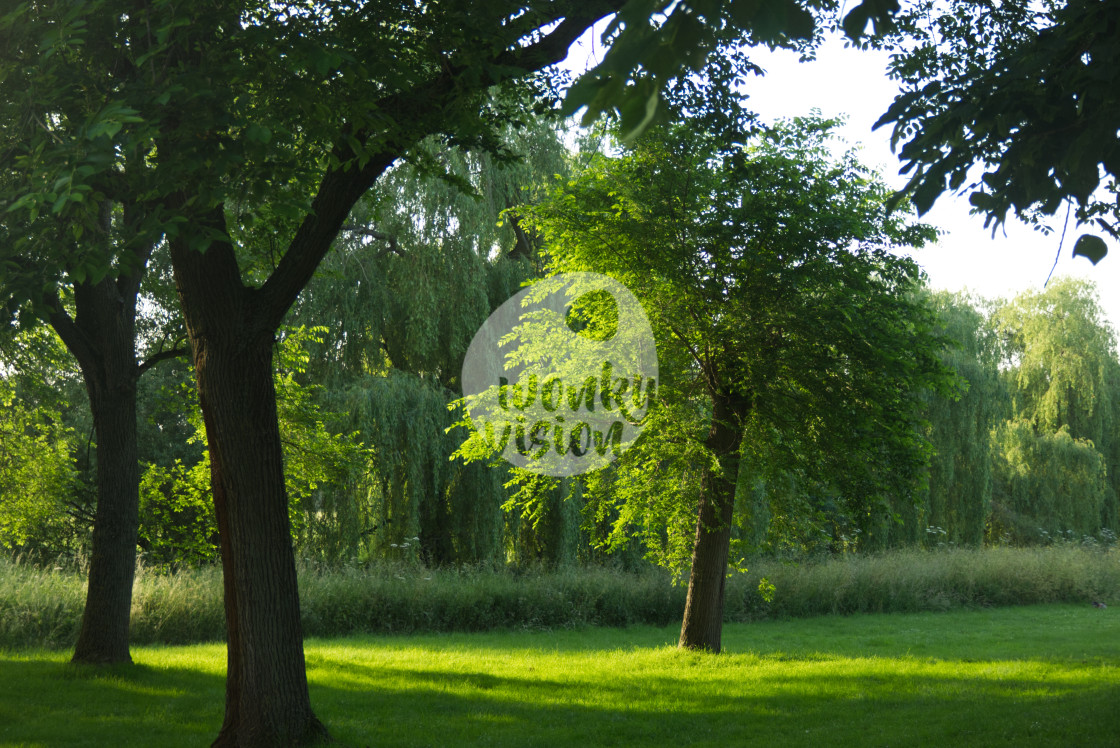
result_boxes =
[521,114,951,560]
[991,277,1120,536]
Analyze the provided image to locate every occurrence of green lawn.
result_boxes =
[2,605,1118,747]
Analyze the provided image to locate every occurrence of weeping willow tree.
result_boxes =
[991,277,1120,539]
[990,420,1111,542]
[919,291,1007,547]
[285,111,578,566]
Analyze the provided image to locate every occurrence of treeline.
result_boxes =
[2,122,1118,572]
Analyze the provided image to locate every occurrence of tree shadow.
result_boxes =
[3,609,1119,747]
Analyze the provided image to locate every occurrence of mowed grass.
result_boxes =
[2,605,1119,747]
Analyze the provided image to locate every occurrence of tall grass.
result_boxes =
[2,545,1118,650]
[732,544,1120,620]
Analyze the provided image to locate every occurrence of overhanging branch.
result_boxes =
[256,3,624,331]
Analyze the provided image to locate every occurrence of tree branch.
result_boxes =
[138,344,190,377]
[256,3,623,331]
[340,224,403,257]
[47,301,98,378]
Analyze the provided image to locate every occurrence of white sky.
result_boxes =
[561,31,1120,333]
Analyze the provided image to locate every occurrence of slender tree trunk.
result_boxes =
[678,392,747,653]
[58,276,142,665]
[171,236,326,747]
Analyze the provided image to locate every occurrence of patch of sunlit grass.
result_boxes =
[2,605,1118,746]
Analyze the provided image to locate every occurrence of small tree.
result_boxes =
[522,114,953,651]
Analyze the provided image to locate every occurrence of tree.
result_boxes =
[0,333,80,554]
[0,167,169,665]
[877,0,1120,261]
[0,0,899,742]
[0,2,197,663]
[521,114,952,651]
[990,419,1111,542]
[989,277,1120,537]
[285,123,571,567]
[919,291,1007,546]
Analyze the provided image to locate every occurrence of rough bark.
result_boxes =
[678,391,748,653]
[170,233,326,747]
[53,274,143,666]
[149,8,624,741]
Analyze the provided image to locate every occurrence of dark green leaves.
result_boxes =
[1072,234,1108,265]
[729,0,815,46]
[842,0,900,41]
[564,0,903,143]
[880,0,1120,251]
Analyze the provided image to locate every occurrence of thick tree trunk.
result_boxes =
[171,237,326,747]
[60,277,142,666]
[678,392,747,653]
[72,378,141,663]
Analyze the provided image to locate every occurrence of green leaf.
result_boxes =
[618,88,660,144]
[842,0,900,40]
[87,119,122,139]
[245,123,272,144]
[1072,234,1108,265]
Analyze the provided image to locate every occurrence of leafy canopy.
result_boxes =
[877,0,1120,262]
[512,114,953,565]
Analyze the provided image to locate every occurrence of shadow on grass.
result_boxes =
[3,605,1119,748]
[0,654,225,747]
[312,656,1120,748]
[2,655,1114,748]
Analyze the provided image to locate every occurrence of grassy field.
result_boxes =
[2,604,1118,747]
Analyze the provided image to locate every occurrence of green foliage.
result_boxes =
[284,122,577,567]
[517,113,951,565]
[340,371,505,566]
[0,379,78,553]
[919,291,1007,547]
[990,420,1110,543]
[878,0,1120,255]
[5,546,1120,650]
[137,459,214,570]
[998,279,1120,443]
[274,326,370,556]
[0,326,88,560]
[992,278,1120,535]
[563,0,900,140]
[128,326,370,567]
[740,545,1120,620]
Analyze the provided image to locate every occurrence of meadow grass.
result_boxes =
[1,604,1117,747]
[2,544,1119,648]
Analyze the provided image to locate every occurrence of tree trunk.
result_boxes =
[678,391,747,653]
[59,277,142,666]
[71,377,141,663]
[171,237,326,747]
